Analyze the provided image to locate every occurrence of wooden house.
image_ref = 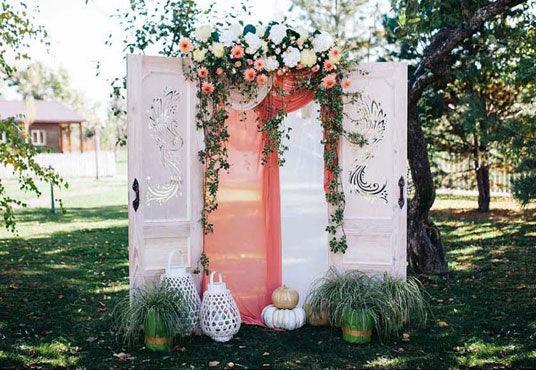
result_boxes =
[0,100,87,153]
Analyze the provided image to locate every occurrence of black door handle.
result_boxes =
[132,178,140,212]
[398,176,405,209]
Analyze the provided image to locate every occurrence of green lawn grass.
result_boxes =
[0,178,535,369]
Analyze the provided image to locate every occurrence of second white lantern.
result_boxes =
[200,271,241,342]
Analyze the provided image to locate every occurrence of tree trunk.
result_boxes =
[404,0,527,275]
[407,102,448,275]
[476,164,491,212]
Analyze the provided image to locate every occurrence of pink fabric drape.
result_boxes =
[203,72,315,325]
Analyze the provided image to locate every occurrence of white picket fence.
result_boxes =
[0,151,116,179]
[435,155,514,195]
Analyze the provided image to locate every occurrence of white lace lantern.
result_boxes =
[161,251,201,334]
[200,272,241,342]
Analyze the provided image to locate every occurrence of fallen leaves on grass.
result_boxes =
[113,352,135,362]
[208,360,220,367]
[437,320,449,328]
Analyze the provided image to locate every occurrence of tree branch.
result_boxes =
[409,0,527,103]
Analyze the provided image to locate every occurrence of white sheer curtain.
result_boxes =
[279,102,329,305]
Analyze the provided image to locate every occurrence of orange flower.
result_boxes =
[323,59,336,72]
[256,74,268,86]
[201,81,215,94]
[322,74,337,90]
[178,37,192,53]
[341,77,351,90]
[244,68,257,82]
[329,47,342,63]
[254,58,265,71]
[231,45,245,59]
[216,67,224,75]
[197,67,208,79]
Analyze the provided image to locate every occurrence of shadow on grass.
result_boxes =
[11,205,127,225]
[0,224,129,368]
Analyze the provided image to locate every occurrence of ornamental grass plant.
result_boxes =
[113,283,194,347]
[305,268,429,340]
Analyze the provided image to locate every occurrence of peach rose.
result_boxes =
[231,45,245,59]
[256,74,268,86]
[323,59,336,72]
[197,67,209,79]
[201,81,215,94]
[322,74,337,90]
[178,37,193,53]
[311,65,320,73]
[329,47,342,63]
[244,68,257,82]
[254,58,265,71]
[341,77,351,90]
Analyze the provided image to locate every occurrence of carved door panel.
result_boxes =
[330,62,408,278]
[127,55,203,289]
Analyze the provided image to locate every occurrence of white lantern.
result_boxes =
[161,251,201,334]
[200,271,241,342]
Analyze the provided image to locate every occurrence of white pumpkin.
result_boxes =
[261,304,306,330]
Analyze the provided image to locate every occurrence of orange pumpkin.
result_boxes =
[271,286,299,309]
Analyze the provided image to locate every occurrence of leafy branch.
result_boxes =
[0,118,67,232]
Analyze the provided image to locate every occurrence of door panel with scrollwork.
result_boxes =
[127,55,203,290]
[330,62,407,278]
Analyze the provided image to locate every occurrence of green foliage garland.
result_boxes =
[195,76,230,234]
[259,110,290,166]
[316,85,348,253]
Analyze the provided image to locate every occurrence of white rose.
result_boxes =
[269,24,287,45]
[300,49,317,67]
[265,56,279,72]
[194,25,212,42]
[244,32,262,54]
[220,23,243,46]
[312,32,333,53]
[282,46,301,68]
[192,48,206,62]
[211,42,224,58]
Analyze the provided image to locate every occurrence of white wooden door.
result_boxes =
[127,55,203,290]
[330,62,408,278]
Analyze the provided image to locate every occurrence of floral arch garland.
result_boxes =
[177,21,364,257]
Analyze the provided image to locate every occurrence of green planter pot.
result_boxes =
[144,308,173,351]
[341,308,374,344]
